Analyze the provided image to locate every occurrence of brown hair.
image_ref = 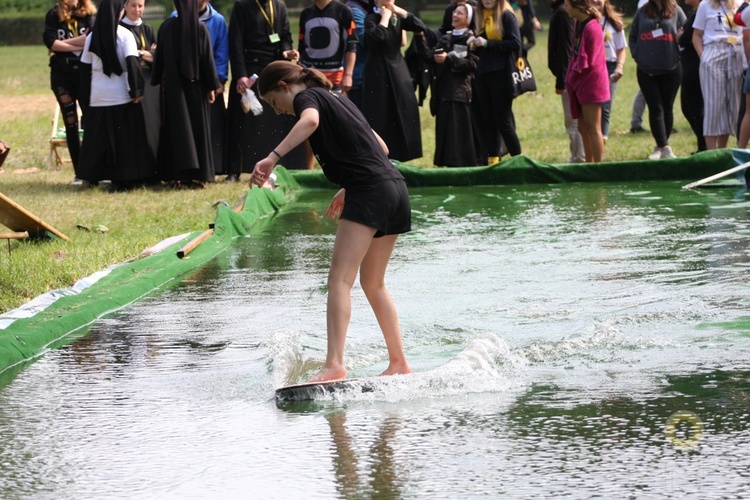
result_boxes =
[257,61,333,96]
[600,0,624,31]
[643,0,678,19]
[566,0,601,21]
[57,0,97,23]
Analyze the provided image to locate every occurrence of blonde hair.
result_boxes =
[57,0,97,23]
[477,0,513,40]
[715,0,738,8]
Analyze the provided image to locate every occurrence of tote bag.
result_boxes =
[509,52,536,98]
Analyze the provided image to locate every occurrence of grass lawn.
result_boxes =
[0,14,705,314]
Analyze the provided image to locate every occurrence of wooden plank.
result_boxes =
[0,192,69,241]
[682,160,750,190]
[176,198,246,259]
[176,229,213,259]
[0,231,29,239]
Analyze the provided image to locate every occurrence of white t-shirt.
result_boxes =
[693,0,745,45]
[600,18,627,62]
[741,3,750,26]
[81,26,138,107]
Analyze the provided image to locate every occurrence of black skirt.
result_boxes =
[209,95,227,175]
[434,101,481,167]
[78,102,156,183]
[140,68,160,164]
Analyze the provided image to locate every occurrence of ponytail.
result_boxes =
[257,61,333,96]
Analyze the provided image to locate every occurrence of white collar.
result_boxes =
[451,28,468,36]
[121,16,142,26]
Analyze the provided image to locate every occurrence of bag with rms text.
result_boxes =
[508,52,536,98]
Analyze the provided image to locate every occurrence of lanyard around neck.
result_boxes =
[67,19,78,37]
[255,0,275,31]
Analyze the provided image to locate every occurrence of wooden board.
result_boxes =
[0,192,69,241]
[275,377,377,403]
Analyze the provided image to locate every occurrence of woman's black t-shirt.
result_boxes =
[43,7,95,72]
[292,87,404,190]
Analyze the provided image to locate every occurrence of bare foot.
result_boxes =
[379,361,412,377]
[307,365,347,383]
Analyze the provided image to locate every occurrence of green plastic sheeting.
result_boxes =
[0,168,299,377]
[291,149,737,189]
[0,150,744,376]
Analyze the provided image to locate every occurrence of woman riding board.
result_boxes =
[250,61,412,383]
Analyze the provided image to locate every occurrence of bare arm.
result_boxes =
[341,51,356,92]
[692,28,704,58]
[250,108,320,187]
[50,34,87,52]
[372,129,389,155]
[610,47,626,82]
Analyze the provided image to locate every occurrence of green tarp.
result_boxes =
[290,149,738,189]
[0,150,744,377]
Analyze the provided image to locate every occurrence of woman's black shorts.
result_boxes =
[341,178,411,238]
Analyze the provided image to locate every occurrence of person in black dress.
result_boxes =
[362,0,427,163]
[417,2,481,166]
[251,61,413,383]
[151,0,221,187]
[170,0,230,176]
[78,0,153,190]
[120,0,159,164]
[468,0,523,163]
[43,0,97,182]
[226,0,306,181]
[678,0,706,153]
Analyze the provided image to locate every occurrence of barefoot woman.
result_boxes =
[251,61,412,383]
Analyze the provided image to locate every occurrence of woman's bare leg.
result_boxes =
[579,104,604,162]
[360,234,412,376]
[308,219,377,383]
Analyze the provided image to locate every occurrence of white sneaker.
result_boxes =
[648,146,662,160]
[660,146,676,159]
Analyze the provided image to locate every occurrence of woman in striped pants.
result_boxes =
[692,0,747,150]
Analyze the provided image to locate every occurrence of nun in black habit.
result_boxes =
[363,0,426,163]
[78,0,154,188]
[152,0,221,186]
[415,2,481,167]
[120,0,160,164]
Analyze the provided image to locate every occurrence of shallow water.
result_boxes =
[1,182,750,497]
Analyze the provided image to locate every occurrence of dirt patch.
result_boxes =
[6,94,57,120]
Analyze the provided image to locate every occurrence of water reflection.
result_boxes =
[326,410,404,498]
[2,183,750,496]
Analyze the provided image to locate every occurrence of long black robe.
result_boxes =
[422,31,481,167]
[227,0,306,173]
[152,19,220,183]
[362,11,425,162]
[120,20,159,163]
